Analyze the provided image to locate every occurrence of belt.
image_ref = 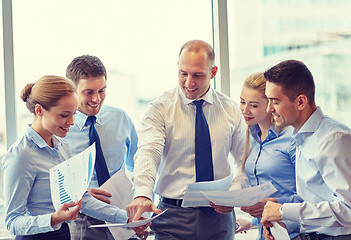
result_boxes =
[160,197,183,207]
[296,232,349,240]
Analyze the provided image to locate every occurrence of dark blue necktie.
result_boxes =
[194,100,214,182]
[87,116,110,186]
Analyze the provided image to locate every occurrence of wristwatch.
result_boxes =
[279,204,284,215]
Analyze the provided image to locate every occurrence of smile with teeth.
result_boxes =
[60,126,70,132]
[185,87,197,92]
[88,103,99,108]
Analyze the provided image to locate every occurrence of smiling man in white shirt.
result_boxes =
[126,40,247,240]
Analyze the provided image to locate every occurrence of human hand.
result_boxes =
[263,225,274,240]
[241,197,276,218]
[261,201,282,229]
[129,217,151,240]
[51,199,82,226]
[210,202,234,214]
[126,196,161,222]
[263,221,286,240]
[88,188,112,204]
[235,216,253,234]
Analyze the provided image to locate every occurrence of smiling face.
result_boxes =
[265,81,299,128]
[35,93,78,144]
[76,76,106,116]
[178,49,217,100]
[240,87,271,126]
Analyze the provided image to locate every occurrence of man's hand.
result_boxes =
[128,217,151,240]
[241,197,277,218]
[261,201,282,230]
[262,221,286,240]
[210,202,233,214]
[235,216,253,234]
[263,225,274,240]
[126,196,161,222]
[88,188,112,204]
[51,199,82,226]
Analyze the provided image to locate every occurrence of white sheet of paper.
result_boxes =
[182,174,233,207]
[49,143,96,210]
[201,182,277,207]
[99,170,135,239]
[271,222,290,240]
[89,209,168,228]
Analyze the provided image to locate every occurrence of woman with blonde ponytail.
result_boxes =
[235,72,301,239]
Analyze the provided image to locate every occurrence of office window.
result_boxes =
[12,0,212,136]
[1,0,213,237]
[228,0,351,127]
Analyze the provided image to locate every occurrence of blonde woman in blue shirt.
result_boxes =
[2,76,148,240]
[236,72,301,239]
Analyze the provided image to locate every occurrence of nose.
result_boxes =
[92,92,101,103]
[242,104,250,114]
[185,75,195,87]
[68,114,75,126]
[267,100,275,113]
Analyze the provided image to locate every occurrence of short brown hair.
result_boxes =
[66,55,107,85]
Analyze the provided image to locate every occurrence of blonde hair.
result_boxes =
[20,75,76,114]
[241,72,268,171]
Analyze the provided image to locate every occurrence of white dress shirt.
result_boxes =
[133,86,247,200]
[282,107,351,236]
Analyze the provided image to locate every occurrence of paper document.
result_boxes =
[201,182,277,207]
[271,222,290,240]
[99,170,135,239]
[182,174,233,207]
[50,143,96,210]
[89,209,168,228]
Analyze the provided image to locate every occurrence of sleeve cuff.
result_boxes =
[281,203,302,222]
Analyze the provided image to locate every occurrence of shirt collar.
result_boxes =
[178,85,214,106]
[26,125,63,149]
[249,124,280,142]
[75,110,102,130]
[295,106,323,135]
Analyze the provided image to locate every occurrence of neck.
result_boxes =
[31,117,54,148]
[295,103,317,131]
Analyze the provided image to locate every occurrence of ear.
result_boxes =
[296,94,308,110]
[35,104,44,116]
[210,66,218,79]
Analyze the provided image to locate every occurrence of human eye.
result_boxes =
[250,104,258,108]
[60,114,69,118]
[193,73,204,79]
[180,71,188,77]
[84,90,94,95]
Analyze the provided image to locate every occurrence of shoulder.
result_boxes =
[318,115,351,138]
[99,105,134,124]
[2,135,35,170]
[211,88,241,114]
[146,87,179,112]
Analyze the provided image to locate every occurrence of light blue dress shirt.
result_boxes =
[64,105,138,189]
[2,126,128,236]
[282,107,351,236]
[245,124,301,239]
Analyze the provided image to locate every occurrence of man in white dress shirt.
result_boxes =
[126,40,246,240]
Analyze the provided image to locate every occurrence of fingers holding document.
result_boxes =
[126,196,161,222]
[210,202,234,214]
